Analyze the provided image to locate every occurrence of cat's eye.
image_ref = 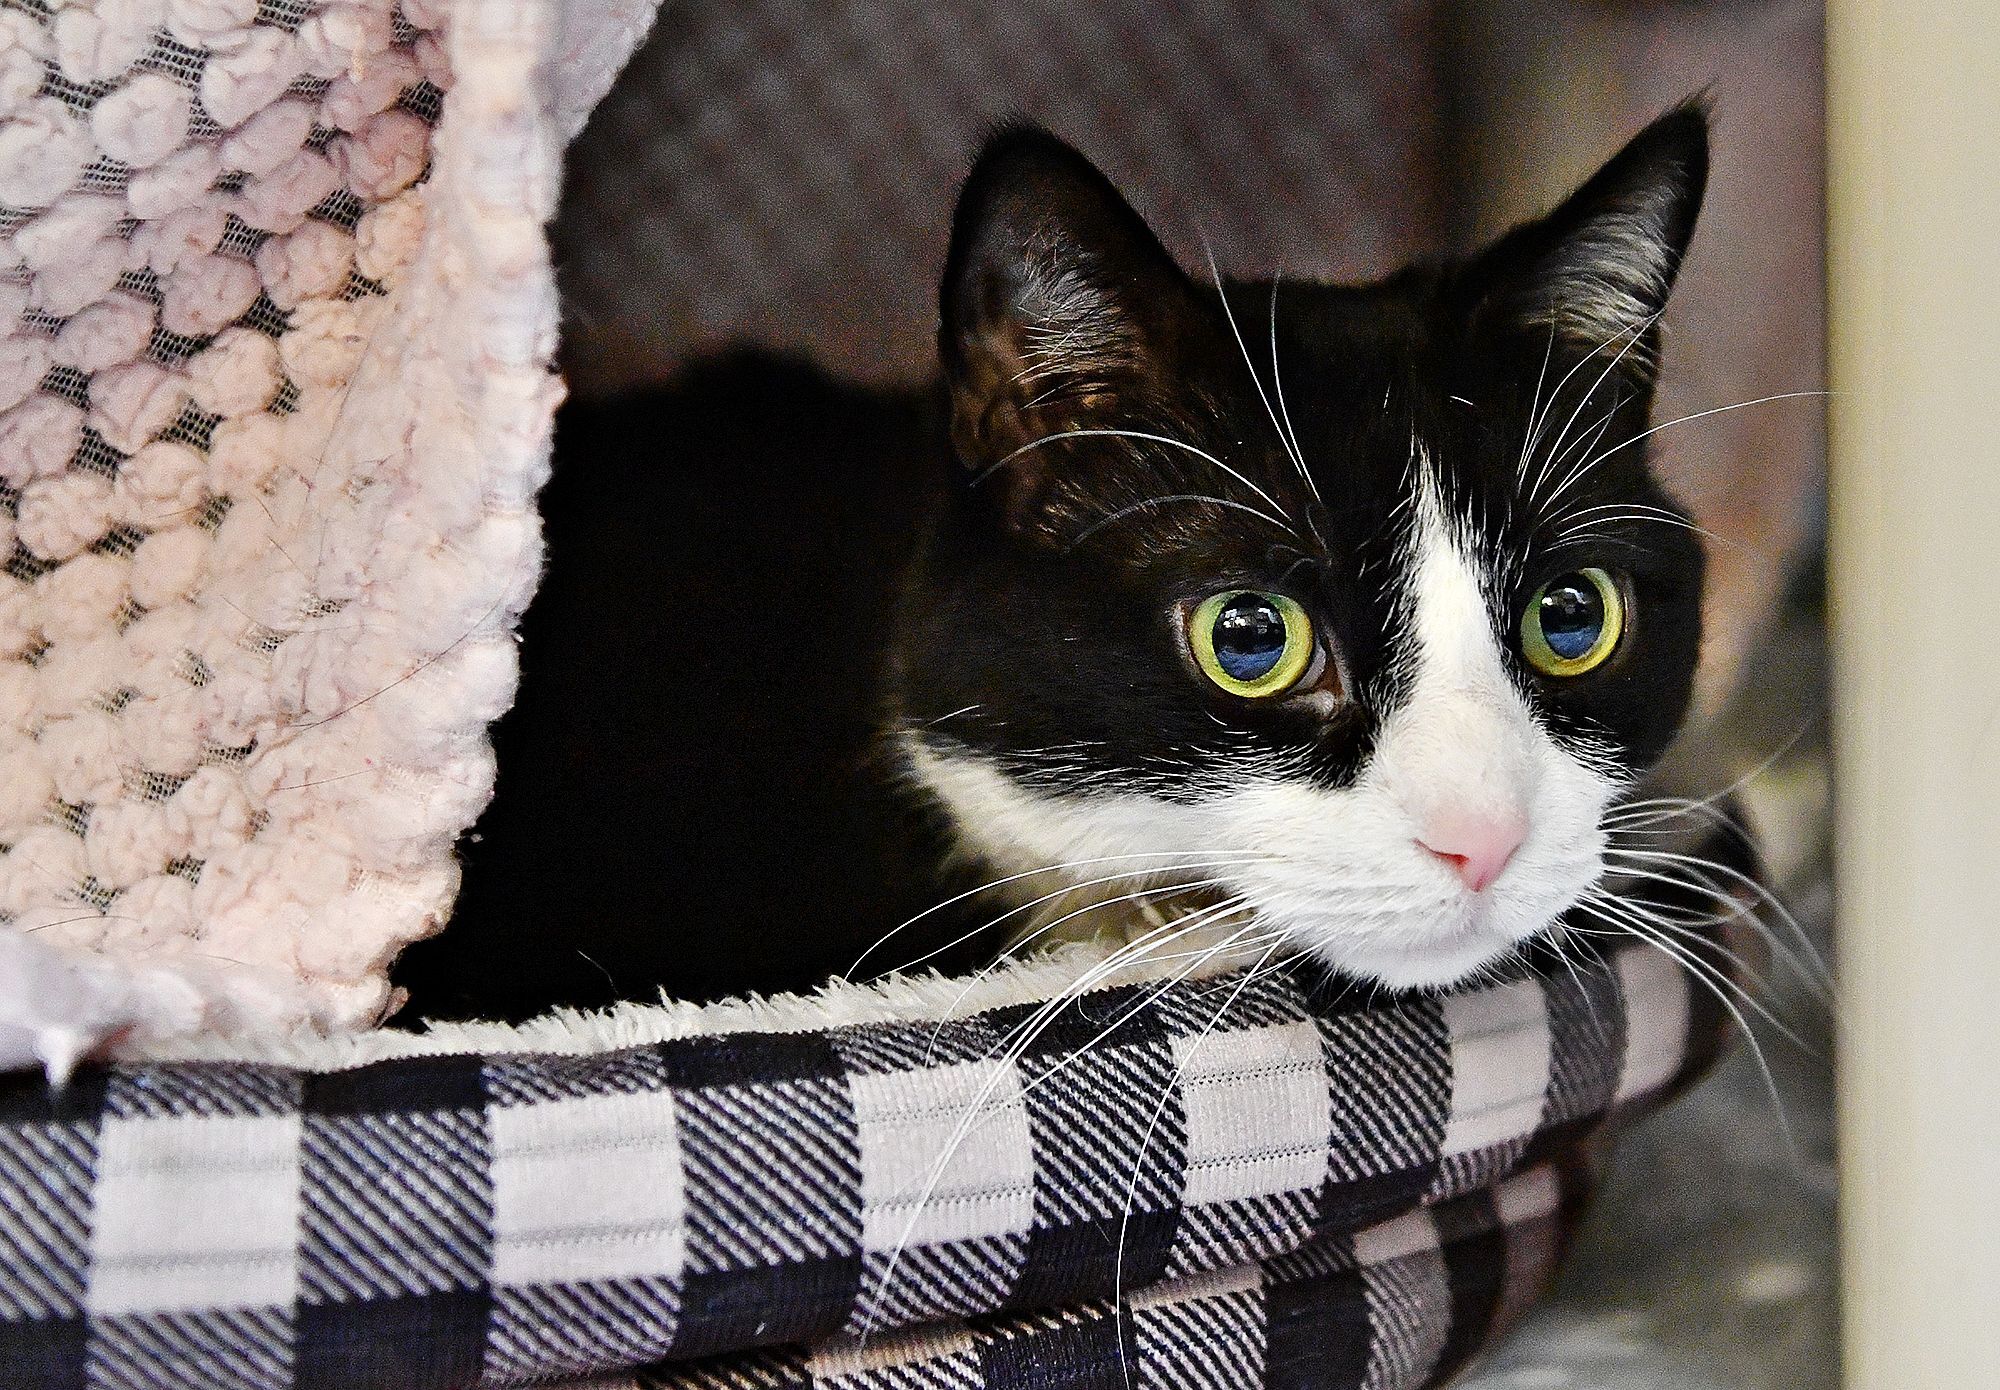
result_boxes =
[1522,567,1625,677]
[1188,590,1316,699]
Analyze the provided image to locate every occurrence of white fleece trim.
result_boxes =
[134,931,1247,1067]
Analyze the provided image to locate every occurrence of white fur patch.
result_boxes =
[1532,191,1677,352]
[903,457,1621,991]
[1015,240,1133,390]
[135,935,1237,1067]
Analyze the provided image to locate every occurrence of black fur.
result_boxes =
[394,107,1710,1023]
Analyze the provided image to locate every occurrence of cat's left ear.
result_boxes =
[939,125,1199,527]
[1466,101,1710,385]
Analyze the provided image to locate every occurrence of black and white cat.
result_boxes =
[394,105,1710,1022]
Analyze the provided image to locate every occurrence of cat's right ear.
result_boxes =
[1462,101,1710,389]
[940,126,1197,529]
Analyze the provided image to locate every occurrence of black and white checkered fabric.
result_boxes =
[0,929,1729,1390]
[633,1157,1589,1390]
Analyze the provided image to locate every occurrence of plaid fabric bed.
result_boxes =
[0,934,1728,1390]
[634,1159,1589,1390]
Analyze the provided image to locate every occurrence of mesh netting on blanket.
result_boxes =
[0,3,1744,1388]
[0,0,653,1062]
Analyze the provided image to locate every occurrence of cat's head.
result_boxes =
[896,106,1710,989]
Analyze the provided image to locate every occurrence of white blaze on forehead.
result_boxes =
[1368,465,1540,826]
[1403,473,1515,697]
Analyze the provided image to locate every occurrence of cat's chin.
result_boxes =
[1286,910,1537,993]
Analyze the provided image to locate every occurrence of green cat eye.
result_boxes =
[1188,590,1315,699]
[1522,567,1625,677]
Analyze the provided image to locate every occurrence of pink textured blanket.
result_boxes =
[0,0,656,1066]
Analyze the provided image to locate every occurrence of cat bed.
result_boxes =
[0,3,1743,1388]
[0,932,1730,1389]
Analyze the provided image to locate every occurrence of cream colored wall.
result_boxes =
[1827,7,2000,1384]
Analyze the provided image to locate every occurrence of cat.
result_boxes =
[392,104,1710,1024]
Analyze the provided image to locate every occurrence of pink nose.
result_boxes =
[1416,811,1526,894]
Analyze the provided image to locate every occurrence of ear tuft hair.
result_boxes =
[938,124,1196,517]
[1474,101,1710,369]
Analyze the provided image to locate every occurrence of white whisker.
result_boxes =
[844,848,1271,978]
[1202,240,1318,507]
[920,877,1252,1047]
[992,427,1295,524]
[1066,494,1294,551]
[862,901,1255,1339]
[1581,890,1809,1050]
[1542,390,1829,512]
[1520,313,1653,502]
[1515,314,1560,479]
[1268,275,1318,504]
[1574,895,1801,1160]
[1529,310,1661,507]
[1605,845,1832,994]
[1112,931,1289,1388]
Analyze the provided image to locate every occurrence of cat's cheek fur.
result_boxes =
[903,734,1617,993]
[1212,725,1618,990]
[898,468,1628,992]
[898,740,1225,889]
[1200,777,1604,990]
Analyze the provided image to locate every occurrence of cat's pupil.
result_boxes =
[1539,576,1605,660]
[1213,594,1288,680]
